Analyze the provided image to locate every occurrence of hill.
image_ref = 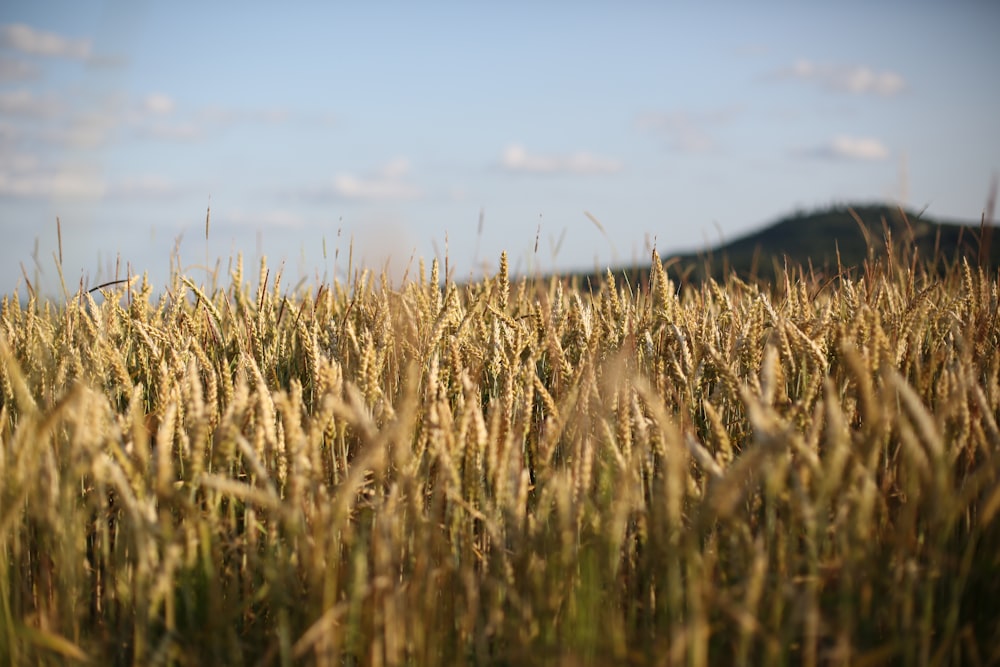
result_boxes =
[574,204,997,290]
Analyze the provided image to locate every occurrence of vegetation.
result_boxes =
[1,208,999,665]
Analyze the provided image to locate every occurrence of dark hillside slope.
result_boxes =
[575,204,997,290]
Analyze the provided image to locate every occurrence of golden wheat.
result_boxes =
[0,229,998,665]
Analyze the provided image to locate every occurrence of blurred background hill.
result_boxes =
[571,204,998,290]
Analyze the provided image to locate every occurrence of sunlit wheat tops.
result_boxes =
[0,219,999,666]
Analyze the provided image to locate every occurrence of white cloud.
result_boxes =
[333,176,421,200]
[829,136,890,160]
[142,93,175,115]
[0,165,104,199]
[107,174,178,199]
[0,121,20,155]
[500,144,623,174]
[798,135,890,161]
[636,113,713,153]
[0,23,91,60]
[0,145,109,200]
[198,105,290,126]
[776,60,906,96]
[255,109,289,124]
[136,122,202,141]
[0,85,291,154]
[0,55,39,82]
[0,90,60,117]
[118,103,291,144]
[62,112,121,148]
[315,112,338,127]
[330,158,422,200]
[0,152,40,172]
[380,156,409,179]
[636,108,740,154]
[223,209,308,229]
[0,98,120,150]
[196,106,243,125]
[734,43,770,57]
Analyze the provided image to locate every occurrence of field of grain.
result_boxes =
[1,227,999,665]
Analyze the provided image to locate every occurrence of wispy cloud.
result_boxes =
[198,106,290,126]
[0,23,91,60]
[0,55,39,82]
[0,27,286,153]
[797,135,890,161]
[328,158,422,201]
[0,151,36,170]
[136,122,203,141]
[0,91,126,148]
[635,108,739,154]
[107,174,179,199]
[636,113,713,153]
[1,169,184,201]
[60,112,122,149]
[0,164,104,199]
[0,150,116,200]
[0,90,61,117]
[0,89,292,157]
[500,144,623,174]
[142,93,175,116]
[733,43,770,57]
[125,103,291,143]
[0,120,20,153]
[772,59,906,96]
[222,208,308,229]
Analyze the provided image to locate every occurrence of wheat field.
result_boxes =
[1,224,999,665]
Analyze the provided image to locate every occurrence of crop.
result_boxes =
[1,215,999,665]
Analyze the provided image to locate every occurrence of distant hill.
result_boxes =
[573,204,997,290]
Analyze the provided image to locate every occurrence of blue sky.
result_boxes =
[1,2,998,294]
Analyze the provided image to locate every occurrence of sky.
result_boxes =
[1,2,998,295]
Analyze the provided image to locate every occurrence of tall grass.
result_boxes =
[1,222,999,665]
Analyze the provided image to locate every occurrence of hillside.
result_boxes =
[578,204,997,289]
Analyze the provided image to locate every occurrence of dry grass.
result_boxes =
[1,224,999,666]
